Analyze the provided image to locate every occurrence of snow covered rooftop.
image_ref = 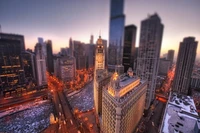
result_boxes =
[160,92,200,133]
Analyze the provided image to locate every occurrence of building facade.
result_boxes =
[167,49,175,68]
[158,58,171,76]
[123,25,137,72]
[108,0,125,74]
[172,37,198,95]
[94,36,112,116]
[35,42,47,86]
[46,40,54,74]
[58,56,76,81]
[22,51,36,81]
[0,33,25,90]
[136,14,164,109]
[102,69,147,133]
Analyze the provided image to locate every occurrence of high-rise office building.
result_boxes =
[58,56,76,81]
[108,0,125,74]
[73,41,87,70]
[133,47,138,73]
[84,44,95,69]
[22,50,36,81]
[136,14,164,109]
[46,40,54,74]
[102,39,108,68]
[35,42,47,86]
[123,25,137,72]
[0,33,25,89]
[158,58,171,76]
[172,37,198,95]
[94,36,112,116]
[102,69,147,133]
[167,49,175,68]
[90,34,94,44]
[69,38,74,56]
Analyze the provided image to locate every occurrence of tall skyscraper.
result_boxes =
[172,37,198,95]
[158,58,171,75]
[69,38,74,56]
[136,14,164,109]
[22,50,36,81]
[108,0,125,74]
[102,69,147,133]
[35,42,47,86]
[123,25,137,72]
[167,49,175,68]
[94,36,112,116]
[46,40,54,74]
[0,33,25,89]
[102,39,108,68]
[73,41,87,70]
[90,34,94,44]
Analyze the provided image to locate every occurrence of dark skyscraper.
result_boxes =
[172,37,198,95]
[123,25,137,72]
[46,40,54,74]
[22,50,36,81]
[137,14,164,109]
[108,0,125,74]
[0,33,25,89]
[167,49,175,68]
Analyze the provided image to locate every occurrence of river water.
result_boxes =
[0,101,53,133]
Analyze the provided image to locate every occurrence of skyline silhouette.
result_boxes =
[0,0,200,59]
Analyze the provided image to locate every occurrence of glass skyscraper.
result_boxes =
[108,0,125,74]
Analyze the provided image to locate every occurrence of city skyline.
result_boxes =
[0,0,200,60]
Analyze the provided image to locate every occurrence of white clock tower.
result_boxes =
[94,35,111,116]
[95,36,105,70]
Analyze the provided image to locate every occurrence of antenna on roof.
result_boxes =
[99,30,101,37]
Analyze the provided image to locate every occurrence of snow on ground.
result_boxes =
[68,81,94,111]
[0,100,53,133]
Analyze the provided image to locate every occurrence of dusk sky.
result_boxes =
[0,0,200,59]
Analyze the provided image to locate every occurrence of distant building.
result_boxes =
[69,38,74,56]
[102,39,108,68]
[102,69,147,133]
[123,25,137,72]
[58,56,76,81]
[190,72,200,90]
[94,36,111,116]
[0,33,25,52]
[35,42,47,86]
[53,55,60,77]
[108,0,125,74]
[60,47,69,56]
[160,92,200,133]
[46,40,54,74]
[158,58,171,75]
[90,34,94,44]
[73,41,87,70]
[84,44,95,69]
[133,47,138,73]
[136,14,164,109]
[0,33,25,89]
[173,37,198,95]
[22,50,36,81]
[167,49,175,68]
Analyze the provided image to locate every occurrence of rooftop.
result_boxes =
[160,92,200,133]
